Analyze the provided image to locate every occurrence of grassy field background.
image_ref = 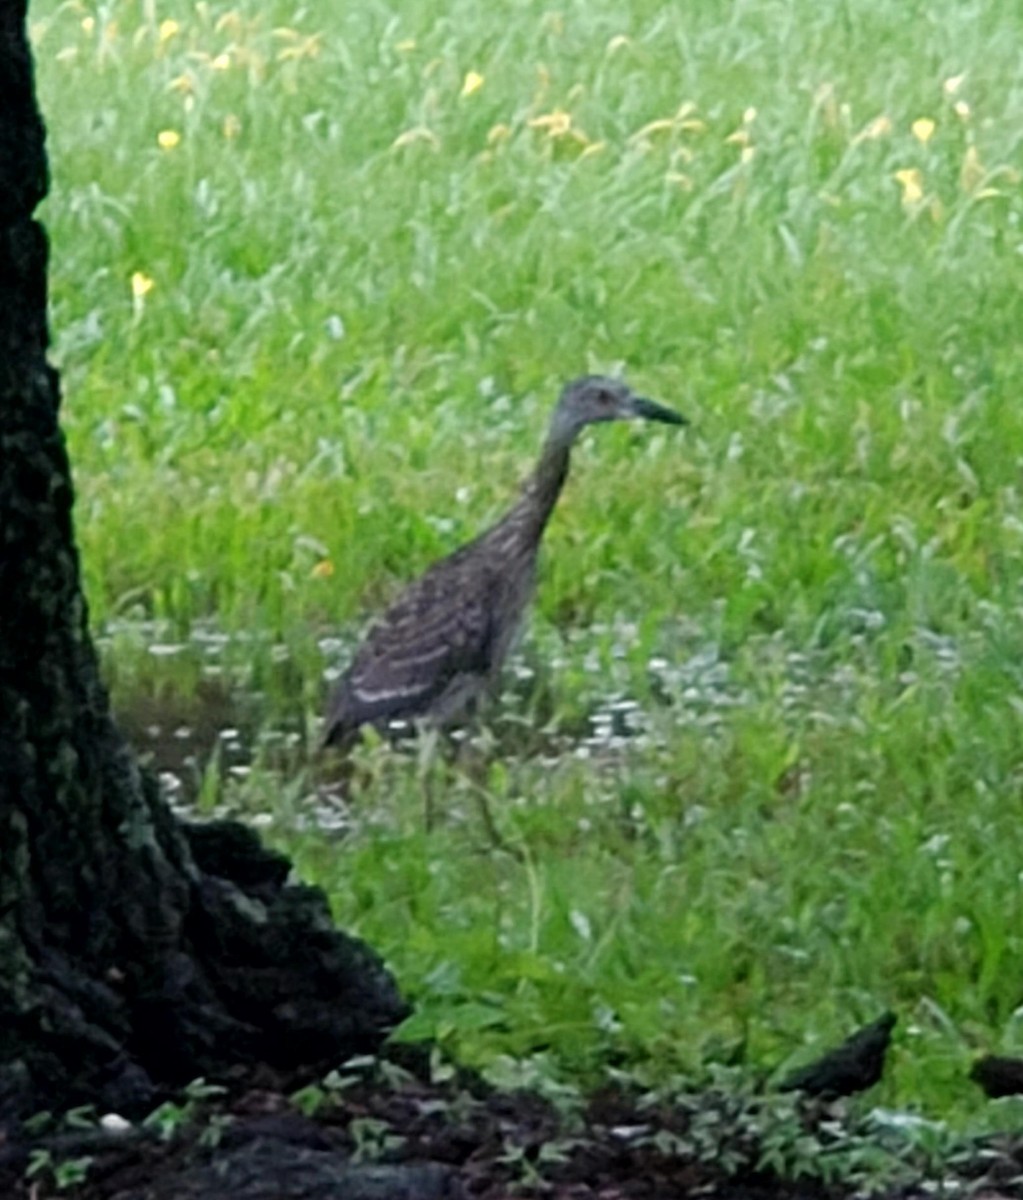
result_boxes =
[30,0,1023,1137]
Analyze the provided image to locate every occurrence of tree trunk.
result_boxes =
[0,0,406,1123]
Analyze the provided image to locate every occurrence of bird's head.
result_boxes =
[550,375,687,444]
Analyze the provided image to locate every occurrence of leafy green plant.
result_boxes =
[142,1078,227,1141]
[349,1117,405,1164]
[25,1148,94,1191]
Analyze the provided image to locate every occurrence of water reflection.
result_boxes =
[99,613,969,826]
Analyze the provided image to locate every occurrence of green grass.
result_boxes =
[30,0,1023,1133]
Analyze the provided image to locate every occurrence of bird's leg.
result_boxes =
[469,779,522,860]
[455,731,524,860]
[415,723,442,832]
[315,730,358,808]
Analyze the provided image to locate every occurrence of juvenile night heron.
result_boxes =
[323,375,686,750]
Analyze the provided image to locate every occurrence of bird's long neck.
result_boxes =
[510,427,574,542]
[481,423,575,558]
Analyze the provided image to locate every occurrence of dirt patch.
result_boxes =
[2,1046,1019,1200]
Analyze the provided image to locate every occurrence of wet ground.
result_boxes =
[100,612,778,816]
[101,606,967,805]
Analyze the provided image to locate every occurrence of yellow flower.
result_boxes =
[157,129,180,150]
[311,560,335,580]
[215,12,243,35]
[461,70,484,97]
[211,52,231,70]
[943,73,966,95]
[273,28,321,59]
[631,103,705,144]
[159,19,179,43]
[633,118,675,139]
[894,167,924,205]
[81,16,95,33]
[529,109,572,137]
[723,106,756,148]
[960,145,985,194]
[954,100,971,121]
[392,126,439,149]
[911,118,935,144]
[854,114,892,143]
[275,33,321,62]
[223,113,241,139]
[130,271,154,299]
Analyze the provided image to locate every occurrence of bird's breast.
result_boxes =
[489,556,537,672]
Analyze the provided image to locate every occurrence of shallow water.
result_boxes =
[100,615,738,808]
[99,612,967,820]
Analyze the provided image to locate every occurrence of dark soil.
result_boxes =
[2,1045,1020,1200]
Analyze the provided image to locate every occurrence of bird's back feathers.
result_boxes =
[323,548,505,746]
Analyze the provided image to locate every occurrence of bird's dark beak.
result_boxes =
[628,395,688,426]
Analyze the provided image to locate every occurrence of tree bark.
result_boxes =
[0,0,406,1122]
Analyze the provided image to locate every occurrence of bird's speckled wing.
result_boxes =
[323,555,499,746]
